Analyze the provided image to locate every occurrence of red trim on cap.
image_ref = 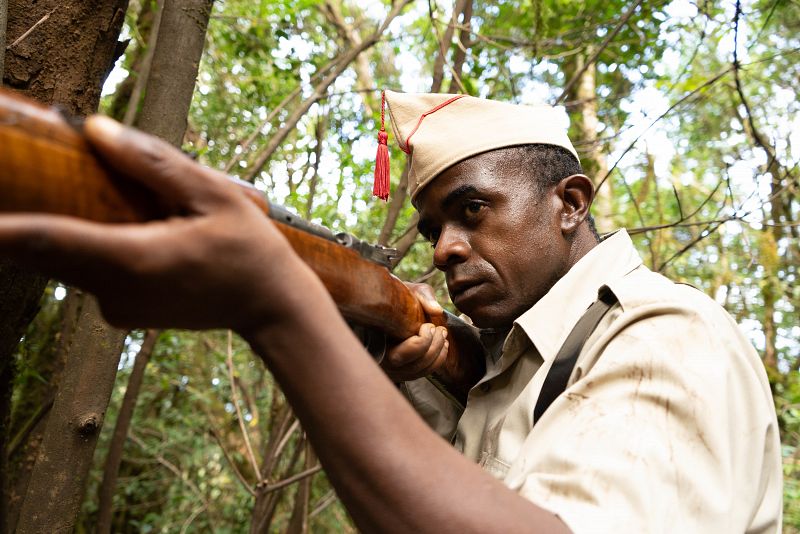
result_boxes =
[400,94,467,154]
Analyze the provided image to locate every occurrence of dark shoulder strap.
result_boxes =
[532,287,618,426]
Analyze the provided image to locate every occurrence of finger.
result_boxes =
[386,323,435,367]
[387,325,448,379]
[406,283,443,317]
[405,326,449,376]
[0,213,151,288]
[84,116,234,213]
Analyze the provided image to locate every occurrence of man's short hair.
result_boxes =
[509,144,600,241]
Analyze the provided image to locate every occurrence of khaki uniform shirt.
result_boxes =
[403,230,782,533]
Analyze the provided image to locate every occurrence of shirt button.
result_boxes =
[480,382,491,393]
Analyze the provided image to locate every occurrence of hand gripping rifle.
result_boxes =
[0,88,484,403]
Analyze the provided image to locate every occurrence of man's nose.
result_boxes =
[433,227,470,270]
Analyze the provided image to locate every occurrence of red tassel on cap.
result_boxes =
[373,91,390,201]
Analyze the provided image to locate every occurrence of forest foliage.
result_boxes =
[5,0,799,531]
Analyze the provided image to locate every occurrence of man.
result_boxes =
[0,91,782,532]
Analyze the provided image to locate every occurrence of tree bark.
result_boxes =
[3,0,128,114]
[137,0,214,146]
[106,0,162,123]
[94,1,213,524]
[0,0,7,84]
[16,292,127,534]
[0,265,47,530]
[123,0,164,127]
[95,329,159,534]
[1,1,129,530]
[4,288,80,532]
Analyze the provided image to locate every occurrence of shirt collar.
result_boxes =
[512,229,642,363]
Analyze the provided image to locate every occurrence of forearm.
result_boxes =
[243,270,569,533]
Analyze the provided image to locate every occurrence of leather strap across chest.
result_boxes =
[533,287,618,426]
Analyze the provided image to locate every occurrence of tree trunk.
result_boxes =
[378,163,411,246]
[137,0,214,146]
[430,0,467,94]
[1,1,129,530]
[15,292,127,534]
[446,0,473,93]
[286,439,315,534]
[305,114,327,218]
[95,329,159,534]
[250,404,295,532]
[3,0,128,114]
[564,46,613,232]
[106,0,160,122]
[0,265,47,530]
[0,0,7,83]
[94,2,213,525]
[4,288,80,532]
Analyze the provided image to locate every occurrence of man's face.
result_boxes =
[414,149,571,329]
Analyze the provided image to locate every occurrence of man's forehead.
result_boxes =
[413,149,512,210]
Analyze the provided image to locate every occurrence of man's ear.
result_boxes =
[555,174,594,234]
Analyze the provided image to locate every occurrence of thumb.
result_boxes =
[406,282,443,317]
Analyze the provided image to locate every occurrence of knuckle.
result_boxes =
[138,136,171,171]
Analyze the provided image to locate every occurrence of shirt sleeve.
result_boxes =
[503,298,782,534]
[401,377,463,442]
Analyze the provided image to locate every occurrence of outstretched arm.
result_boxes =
[0,116,569,533]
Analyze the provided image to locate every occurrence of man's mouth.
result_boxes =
[448,278,485,305]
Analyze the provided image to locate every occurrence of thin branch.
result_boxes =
[226,329,261,481]
[257,464,323,494]
[599,67,733,191]
[243,0,413,182]
[273,417,300,463]
[180,502,208,534]
[7,395,54,456]
[413,264,437,284]
[208,428,256,496]
[555,0,645,104]
[309,490,338,519]
[671,184,684,220]
[656,221,724,272]
[224,76,309,173]
[128,432,213,524]
[6,7,57,50]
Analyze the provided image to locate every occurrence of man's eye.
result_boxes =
[464,201,485,217]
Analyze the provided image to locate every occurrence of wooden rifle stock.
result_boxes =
[0,88,484,401]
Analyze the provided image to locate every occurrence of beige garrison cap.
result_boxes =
[383,90,579,200]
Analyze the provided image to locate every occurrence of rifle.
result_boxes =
[0,88,484,403]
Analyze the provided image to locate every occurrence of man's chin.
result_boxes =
[454,304,515,330]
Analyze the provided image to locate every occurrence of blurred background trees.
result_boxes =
[2,0,798,531]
